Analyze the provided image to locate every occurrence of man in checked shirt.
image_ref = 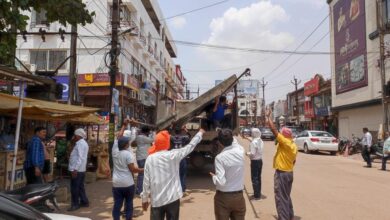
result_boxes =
[141,128,205,220]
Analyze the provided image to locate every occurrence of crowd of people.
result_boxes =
[22,106,299,220]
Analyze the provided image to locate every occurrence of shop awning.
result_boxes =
[0,93,103,124]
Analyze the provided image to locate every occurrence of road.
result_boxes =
[68,137,390,219]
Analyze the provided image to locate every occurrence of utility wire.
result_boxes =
[263,14,330,79]
[77,36,110,55]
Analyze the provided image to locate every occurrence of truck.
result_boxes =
[156,68,251,168]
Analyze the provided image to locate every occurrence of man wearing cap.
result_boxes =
[266,109,297,220]
[68,128,90,212]
[112,136,144,220]
[141,128,205,220]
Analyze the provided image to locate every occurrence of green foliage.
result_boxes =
[0,0,95,65]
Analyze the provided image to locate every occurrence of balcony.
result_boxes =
[139,31,147,47]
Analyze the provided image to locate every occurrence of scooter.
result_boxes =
[5,182,60,212]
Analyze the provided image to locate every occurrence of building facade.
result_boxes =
[328,0,387,138]
[303,74,337,135]
[16,0,184,124]
[286,88,306,126]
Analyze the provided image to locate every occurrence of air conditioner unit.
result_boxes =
[30,64,37,72]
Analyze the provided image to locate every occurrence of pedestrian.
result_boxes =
[170,126,191,195]
[266,109,297,220]
[68,128,90,211]
[24,127,46,184]
[141,128,204,220]
[210,129,246,220]
[361,127,373,168]
[135,126,155,195]
[112,136,144,220]
[381,132,390,171]
[242,128,264,200]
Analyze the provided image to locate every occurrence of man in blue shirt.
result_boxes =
[212,96,229,129]
[382,132,390,171]
[24,127,46,184]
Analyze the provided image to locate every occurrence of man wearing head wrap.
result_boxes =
[141,128,205,220]
[266,109,297,220]
[242,128,264,200]
[68,128,90,211]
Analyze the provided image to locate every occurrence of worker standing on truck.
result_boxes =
[211,96,229,129]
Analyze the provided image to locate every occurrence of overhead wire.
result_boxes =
[263,14,330,80]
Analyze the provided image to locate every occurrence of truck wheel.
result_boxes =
[190,153,206,169]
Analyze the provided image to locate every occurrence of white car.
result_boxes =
[294,130,338,155]
[44,213,91,220]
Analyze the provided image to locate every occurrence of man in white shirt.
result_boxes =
[141,128,204,220]
[112,136,143,220]
[244,128,264,200]
[68,128,90,211]
[361,127,373,168]
[210,129,246,220]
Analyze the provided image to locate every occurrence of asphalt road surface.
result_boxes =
[67,137,390,220]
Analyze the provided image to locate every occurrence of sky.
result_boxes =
[158,0,330,103]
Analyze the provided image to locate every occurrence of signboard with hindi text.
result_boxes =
[333,0,367,94]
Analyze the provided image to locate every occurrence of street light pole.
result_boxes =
[108,0,120,168]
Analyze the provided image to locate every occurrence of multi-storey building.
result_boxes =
[16,0,183,123]
[328,0,389,138]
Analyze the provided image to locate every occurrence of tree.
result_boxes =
[0,0,95,65]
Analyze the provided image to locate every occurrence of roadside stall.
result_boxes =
[0,92,103,190]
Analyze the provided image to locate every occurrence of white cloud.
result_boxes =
[293,0,326,9]
[200,1,295,71]
[170,16,187,29]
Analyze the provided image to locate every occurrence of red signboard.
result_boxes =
[304,77,319,96]
[78,73,123,87]
[304,100,315,118]
[126,75,140,91]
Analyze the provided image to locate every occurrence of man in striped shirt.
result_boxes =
[141,128,204,220]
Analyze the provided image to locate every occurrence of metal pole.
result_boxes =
[291,76,301,125]
[68,25,77,104]
[108,0,120,168]
[377,0,389,134]
[10,82,24,190]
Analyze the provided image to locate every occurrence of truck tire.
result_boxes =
[190,153,206,169]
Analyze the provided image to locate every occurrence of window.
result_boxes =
[148,33,152,45]
[30,50,67,71]
[383,0,390,25]
[240,103,245,106]
[31,10,49,27]
[131,57,140,75]
[160,51,163,66]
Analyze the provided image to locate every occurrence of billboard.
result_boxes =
[78,73,123,87]
[304,77,319,96]
[333,0,367,94]
[215,80,259,98]
[54,76,69,101]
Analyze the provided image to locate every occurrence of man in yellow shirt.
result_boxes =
[266,109,297,220]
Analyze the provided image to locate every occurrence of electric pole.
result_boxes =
[260,77,268,126]
[377,0,389,136]
[68,25,77,104]
[108,0,120,168]
[291,76,301,125]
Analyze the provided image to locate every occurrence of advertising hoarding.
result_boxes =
[333,0,367,94]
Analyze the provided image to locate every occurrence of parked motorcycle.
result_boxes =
[338,135,362,155]
[5,182,60,212]
[371,141,384,161]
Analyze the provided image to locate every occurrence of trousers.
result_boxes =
[251,159,263,199]
[361,146,372,166]
[151,199,180,220]
[214,191,246,220]
[274,170,294,220]
[112,185,135,220]
[70,172,89,208]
